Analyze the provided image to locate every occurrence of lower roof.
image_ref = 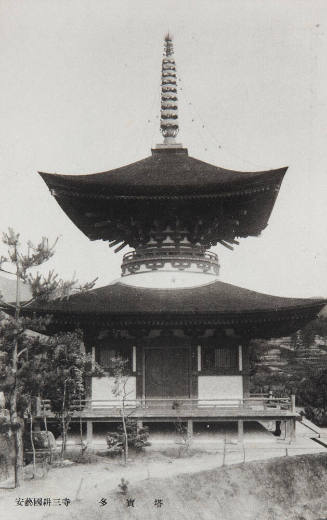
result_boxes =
[27,279,325,319]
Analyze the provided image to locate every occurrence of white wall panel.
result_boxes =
[198,376,243,405]
[92,376,136,406]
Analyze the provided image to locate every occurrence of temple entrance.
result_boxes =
[144,348,190,399]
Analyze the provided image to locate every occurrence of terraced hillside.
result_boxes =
[251,312,327,395]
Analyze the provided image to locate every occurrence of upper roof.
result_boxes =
[39,148,287,245]
[38,34,287,246]
[39,148,286,199]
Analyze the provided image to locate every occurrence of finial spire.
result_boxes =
[160,33,179,144]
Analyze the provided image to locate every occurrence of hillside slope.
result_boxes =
[1,451,326,519]
[104,453,327,520]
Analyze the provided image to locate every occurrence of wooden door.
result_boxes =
[145,348,190,399]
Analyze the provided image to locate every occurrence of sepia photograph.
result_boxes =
[0,1,327,518]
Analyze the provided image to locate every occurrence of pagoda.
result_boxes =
[32,35,325,444]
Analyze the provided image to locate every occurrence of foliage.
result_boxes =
[0,227,97,486]
[250,316,327,398]
[0,228,97,303]
[291,317,327,350]
[42,332,87,412]
[39,330,102,458]
[0,229,60,486]
[0,327,49,408]
[251,318,327,426]
[297,369,327,426]
[303,406,327,427]
[106,419,150,456]
[248,343,261,376]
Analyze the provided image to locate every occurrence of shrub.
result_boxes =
[106,420,150,456]
[304,406,327,427]
[298,369,327,426]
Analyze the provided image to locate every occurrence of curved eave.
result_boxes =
[23,300,326,321]
[38,159,287,242]
[17,281,326,338]
[19,304,326,340]
[38,161,287,199]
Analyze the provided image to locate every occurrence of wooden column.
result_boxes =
[142,347,146,403]
[287,418,296,443]
[197,345,201,372]
[284,420,290,440]
[238,420,244,444]
[190,345,199,399]
[187,420,193,439]
[238,345,243,371]
[137,420,143,432]
[132,346,137,373]
[136,344,143,400]
[86,421,93,445]
[291,419,296,442]
[91,346,95,370]
[241,343,251,398]
[291,394,296,412]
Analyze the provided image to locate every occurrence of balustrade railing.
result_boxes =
[39,396,295,415]
[121,248,220,276]
[122,249,218,263]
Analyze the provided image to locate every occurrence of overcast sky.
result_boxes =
[0,0,326,298]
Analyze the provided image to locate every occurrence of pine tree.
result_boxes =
[0,228,96,486]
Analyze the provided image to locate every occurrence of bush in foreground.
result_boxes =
[106,420,150,456]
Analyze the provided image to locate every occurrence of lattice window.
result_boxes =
[98,347,132,373]
[202,346,239,373]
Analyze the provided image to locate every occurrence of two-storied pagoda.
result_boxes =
[33,35,325,444]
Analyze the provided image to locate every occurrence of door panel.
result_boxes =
[145,348,190,398]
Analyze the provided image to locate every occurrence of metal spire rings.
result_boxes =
[160,33,179,142]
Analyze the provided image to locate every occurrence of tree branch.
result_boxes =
[0,301,16,310]
[0,267,16,276]
[20,298,37,308]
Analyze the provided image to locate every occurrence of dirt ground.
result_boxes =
[1,450,327,520]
